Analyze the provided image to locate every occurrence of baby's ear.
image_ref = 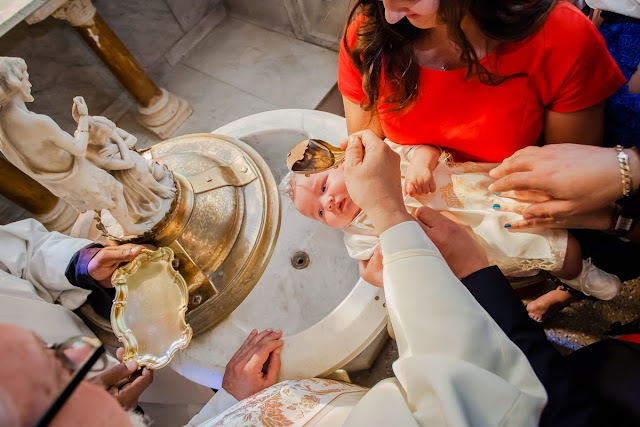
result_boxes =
[281,172,297,202]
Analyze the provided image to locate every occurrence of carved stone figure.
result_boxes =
[0,57,175,236]
[72,97,176,233]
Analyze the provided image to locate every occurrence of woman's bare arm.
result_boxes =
[543,102,605,146]
[343,96,384,137]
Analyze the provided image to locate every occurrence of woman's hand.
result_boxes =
[489,144,639,230]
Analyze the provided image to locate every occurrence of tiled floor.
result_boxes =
[116,16,339,149]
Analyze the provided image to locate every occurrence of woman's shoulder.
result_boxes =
[344,13,366,49]
[539,2,600,44]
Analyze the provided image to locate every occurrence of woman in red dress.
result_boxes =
[339,0,625,162]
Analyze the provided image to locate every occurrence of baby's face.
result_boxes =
[293,165,362,229]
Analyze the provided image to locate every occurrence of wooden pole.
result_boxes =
[73,13,162,108]
[0,157,58,215]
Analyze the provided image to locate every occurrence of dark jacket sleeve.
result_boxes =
[461,266,601,427]
[64,244,115,319]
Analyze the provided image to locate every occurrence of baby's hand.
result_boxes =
[405,166,436,197]
[403,145,441,197]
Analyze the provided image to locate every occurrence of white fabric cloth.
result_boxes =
[586,0,640,18]
[190,221,547,426]
[343,141,568,276]
[0,219,95,342]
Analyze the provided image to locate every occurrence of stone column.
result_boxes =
[27,0,192,139]
[0,158,78,233]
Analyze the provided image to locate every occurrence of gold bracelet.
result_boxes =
[615,145,632,197]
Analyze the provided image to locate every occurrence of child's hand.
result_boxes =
[405,165,436,197]
[403,145,441,197]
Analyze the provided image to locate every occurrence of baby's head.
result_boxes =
[288,164,362,229]
[87,116,116,146]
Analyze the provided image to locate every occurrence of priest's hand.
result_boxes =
[413,207,490,279]
[88,244,153,288]
[343,130,413,233]
[222,329,283,401]
[90,347,153,410]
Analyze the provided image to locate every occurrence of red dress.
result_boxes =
[338,2,626,162]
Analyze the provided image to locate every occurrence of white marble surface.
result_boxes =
[183,18,338,109]
[0,0,46,37]
[172,110,387,387]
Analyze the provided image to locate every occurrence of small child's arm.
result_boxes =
[359,245,384,288]
[404,145,442,197]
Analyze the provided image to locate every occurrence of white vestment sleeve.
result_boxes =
[0,219,92,310]
[345,221,547,426]
[186,388,238,426]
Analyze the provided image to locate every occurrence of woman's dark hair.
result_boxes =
[344,0,558,112]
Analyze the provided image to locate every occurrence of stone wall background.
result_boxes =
[224,0,351,51]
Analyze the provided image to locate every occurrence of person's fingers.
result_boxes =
[250,329,274,347]
[498,190,552,203]
[241,329,258,348]
[359,129,381,151]
[248,338,284,374]
[414,206,447,228]
[92,360,138,387]
[96,245,144,267]
[523,199,573,220]
[232,329,258,361]
[255,330,283,351]
[492,200,529,215]
[256,336,284,360]
[489,147,538,178]
[116,347,125,362]
[344,134,364,170]
[406,182,416,198]
[119,368,153,405]
[504,218,556,230]
[428,178,436,194]
[264,347,282,386]
[488,172,540,193]
[439,211,464,225]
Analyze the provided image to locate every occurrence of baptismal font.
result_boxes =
[0,57,280,343]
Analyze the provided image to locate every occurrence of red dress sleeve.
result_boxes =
[338,15,367,103]
[537,2,625,113]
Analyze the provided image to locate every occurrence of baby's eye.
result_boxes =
[319,208,324,217]
[322,182,326,193]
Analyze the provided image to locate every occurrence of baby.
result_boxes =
[289,139,622,320]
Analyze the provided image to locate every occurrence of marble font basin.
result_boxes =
[171,109,388,387]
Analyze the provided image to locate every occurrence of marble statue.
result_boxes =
[0,57,175,237]
[72,97,176,232]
